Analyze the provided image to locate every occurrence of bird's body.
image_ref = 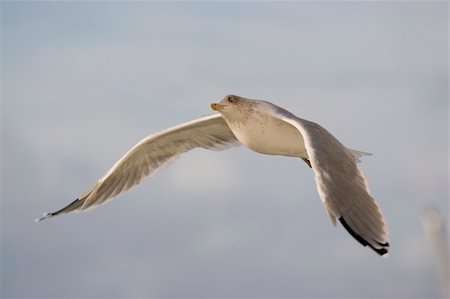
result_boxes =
[230,111,308,158]
[36,95,390,256]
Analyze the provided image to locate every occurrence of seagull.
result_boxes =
[36,95,390,256]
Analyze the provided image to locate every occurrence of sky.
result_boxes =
[1,2,448,298]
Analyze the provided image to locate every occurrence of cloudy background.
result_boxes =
[1,2,448,298]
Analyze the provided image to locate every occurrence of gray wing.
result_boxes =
[35,114,239,222]
[275,110,389,256]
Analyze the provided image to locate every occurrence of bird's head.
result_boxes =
[210,95,259,126]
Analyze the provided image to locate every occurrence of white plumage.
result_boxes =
[36,95,389,256]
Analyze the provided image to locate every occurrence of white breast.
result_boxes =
[232,115,308,158]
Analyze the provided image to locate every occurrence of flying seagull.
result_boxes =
[36,95,390,256]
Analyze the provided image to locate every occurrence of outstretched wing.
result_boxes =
[273,108,389,256]
[36,114,239,222]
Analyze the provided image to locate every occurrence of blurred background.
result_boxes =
[1,2,448,298]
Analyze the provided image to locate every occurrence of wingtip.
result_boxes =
[339,217,390,257]
[373,245,389,256]
[34,212,53,223]
[375,241,390,257]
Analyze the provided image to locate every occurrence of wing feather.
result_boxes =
[35,114,239,222]
[273,108,389,255]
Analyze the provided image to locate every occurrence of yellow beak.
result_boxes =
[210,103,222,111]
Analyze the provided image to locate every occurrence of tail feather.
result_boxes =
[347,148,372,163]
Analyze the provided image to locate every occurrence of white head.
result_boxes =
[210,95,264,126]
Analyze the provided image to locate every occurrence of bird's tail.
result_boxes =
[347,148,372,163]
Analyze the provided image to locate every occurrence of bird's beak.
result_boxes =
[210,103,222,111]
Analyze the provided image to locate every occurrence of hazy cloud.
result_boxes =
[2,2,447,298]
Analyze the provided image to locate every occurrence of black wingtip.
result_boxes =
[34,212,56,222]
[34,197,84,223]
[339,217,389,256]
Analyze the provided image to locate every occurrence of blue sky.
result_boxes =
[1,2,448,298]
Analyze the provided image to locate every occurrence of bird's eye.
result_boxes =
[228,96,236,103]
